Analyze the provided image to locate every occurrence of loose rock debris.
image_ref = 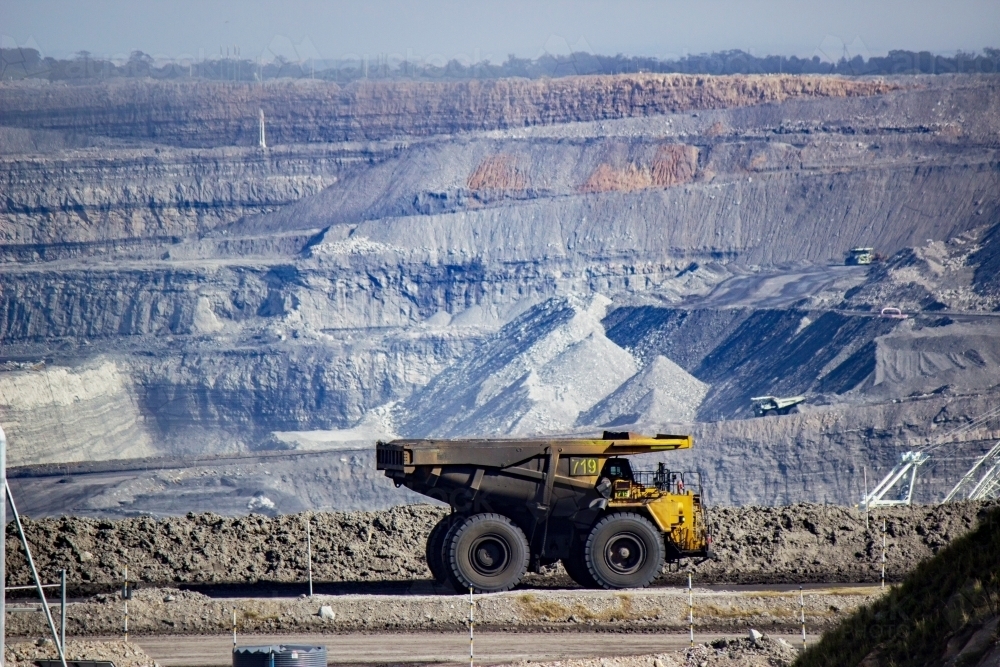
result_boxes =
[503,635,799,667]
[5,640,156,667]
[6,501,995,592]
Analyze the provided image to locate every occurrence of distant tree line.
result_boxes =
[1,47,998,83]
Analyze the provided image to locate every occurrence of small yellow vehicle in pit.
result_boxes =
[376,431,713,592]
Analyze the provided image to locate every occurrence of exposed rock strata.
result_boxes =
[0,142,399,246]
[0,75,900,146]
[0,74,997,512]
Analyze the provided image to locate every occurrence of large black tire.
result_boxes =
[425,514,458,584]
[584,512,664,589]
[439,519,468,591]
[561,547,598,589]
[447,513,530,593]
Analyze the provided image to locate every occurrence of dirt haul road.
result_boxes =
[130,631,815,666]
[7,585,878,639]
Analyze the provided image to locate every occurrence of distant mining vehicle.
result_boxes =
[376,432,712,593]
[751,395,806,417]
[880,306,909,319]
[846,247,875,265]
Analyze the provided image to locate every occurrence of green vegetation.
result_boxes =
[796,506,1000,667]
[2,47,998,83]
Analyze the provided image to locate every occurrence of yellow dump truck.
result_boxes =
[376,431,713,592]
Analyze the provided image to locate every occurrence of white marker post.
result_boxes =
[123,565,128,643]
[306,516,313,597]
[60,569,66,651]
[881,519,887,588]
[800,586,806,649]
[863,467,869,531]
[468,587,474,667]
[688,572,694,648]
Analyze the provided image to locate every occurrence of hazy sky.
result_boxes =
[4,0,999,63]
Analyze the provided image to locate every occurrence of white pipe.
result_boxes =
[6,483,67,667]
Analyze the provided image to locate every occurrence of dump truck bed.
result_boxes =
[377,432,692,473]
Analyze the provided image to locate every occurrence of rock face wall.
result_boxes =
[0,143,396,246]
[0,360,154,464]
[0,75,898,146]
[1,73,999,510]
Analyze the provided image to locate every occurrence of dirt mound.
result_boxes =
[7,504,447,591]
[691,502,999,584]
[399,296,639,437]
[7,502,996,592]
[6,641,155,667]
[578,354,708,426]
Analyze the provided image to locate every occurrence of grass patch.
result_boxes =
[733,588,879,599]
[695,603,837,620]
[812,587,884,597]
[516,593,649,622]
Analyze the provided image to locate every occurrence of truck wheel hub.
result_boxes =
[471,536,509,574]
[606,534,645,575]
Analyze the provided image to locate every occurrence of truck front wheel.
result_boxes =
[584,513,664,589]
[447,513,529,593]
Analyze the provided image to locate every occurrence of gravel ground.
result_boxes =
[5,640,156,667]
[3,634,799,667]
[7,584,879,637]
[505,635,800,667]
[6,501,996,593]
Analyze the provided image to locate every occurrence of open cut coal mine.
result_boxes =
[0,71,998,522]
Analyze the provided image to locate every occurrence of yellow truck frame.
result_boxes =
[377,431,713,592]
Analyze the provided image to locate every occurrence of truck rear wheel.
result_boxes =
[561,548,598,589]
[584,513,664,589]
[426,514,459,584]
[447,513,529,593]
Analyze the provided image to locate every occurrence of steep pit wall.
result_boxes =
[293,159,997,270]
[0,252,712,342]
[0,75,899,147]
[0,143,398,246]
[0,359,154,464]
[0,331,476,463]
[6,502,995,593]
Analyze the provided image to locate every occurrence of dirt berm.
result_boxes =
[6,502,995,592]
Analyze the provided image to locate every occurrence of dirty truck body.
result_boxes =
[376,432,711,593]
[751,395,806,417]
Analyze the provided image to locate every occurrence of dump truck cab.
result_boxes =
[376,431,712,593]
